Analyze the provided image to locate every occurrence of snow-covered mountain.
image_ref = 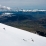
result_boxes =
[0,5,46,12]
[0,5,11,11]
[18,9,46,12]
[0,23,46,46]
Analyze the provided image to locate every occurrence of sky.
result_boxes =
[0,0,46,10]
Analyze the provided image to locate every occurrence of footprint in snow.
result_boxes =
[31,38,34,42]
[23,39,27,41]
[3,28,6,30]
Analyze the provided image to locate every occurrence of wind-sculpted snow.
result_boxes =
[0,23,46,46]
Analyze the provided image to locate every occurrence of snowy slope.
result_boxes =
[0,23,46,46]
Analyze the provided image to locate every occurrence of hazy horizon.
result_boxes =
[0,0,46,10]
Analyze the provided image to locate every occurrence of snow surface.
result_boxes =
[0,23,46,46]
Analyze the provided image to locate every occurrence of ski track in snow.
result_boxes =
[0,23,46,46]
